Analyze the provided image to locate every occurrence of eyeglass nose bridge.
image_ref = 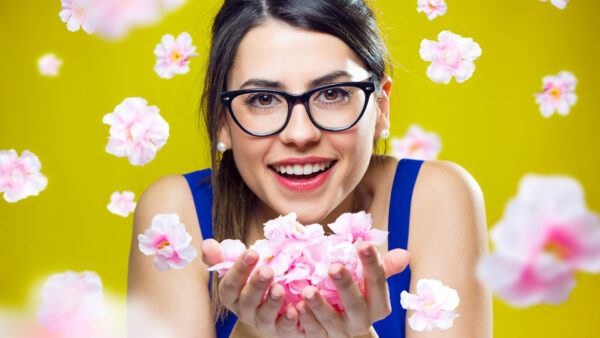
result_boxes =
[278,91,320,131]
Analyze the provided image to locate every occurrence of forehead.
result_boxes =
[227,20,369,90]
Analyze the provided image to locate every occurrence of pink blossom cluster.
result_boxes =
[417,0,447,20]
[138,213,198,271]
[154,32,198,79]
[477,175,600,307]
[0,149,48,203]
[400,279,459,331]
[102,97,169,166]
[420,31,482,84]
[59,0,187,40]
[391,124,442,161]
[535,71,577,117]
[208,212,387,311]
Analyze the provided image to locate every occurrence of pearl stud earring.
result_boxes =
[380,129,390,140]
[217,142,227,153]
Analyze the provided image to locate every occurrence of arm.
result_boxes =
[406,161,493,337]
[127,175,216,338]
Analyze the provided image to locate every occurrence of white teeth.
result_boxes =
[273,160,333,175]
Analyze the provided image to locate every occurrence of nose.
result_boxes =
[278,102,321,148]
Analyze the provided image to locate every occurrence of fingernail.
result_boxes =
[361,245,373,257]
[331,266,343,280]
[286,309,295,320]
[244,251,256,265]
[298,304,307,315]
[306,290,317,301]
[270,290,281,300]
[259,270,269,282]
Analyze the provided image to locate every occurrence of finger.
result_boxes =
[276,304,301,337]
[255,284,286,332]
[357,242,392,321]
[297,301,327,338]
[238,265,274,325]
[201,239,224,266]
[382,248,410,278]
[218,249,259,308]
[328,263,370,334]
[302,286,345,336]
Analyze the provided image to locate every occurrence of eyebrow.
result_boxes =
[238,70,353,90]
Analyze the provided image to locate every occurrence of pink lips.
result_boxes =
[269,157,335,192]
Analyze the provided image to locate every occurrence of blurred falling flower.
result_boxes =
[59,0,97,34]
[540,0,570,9]
[400,279,459,331]
[107,190,136,217]
[535,71,577,117]
[154,32,198,79]
[391,124,442,160]
[160,0,187,11]
[420,31,482,84]
[477,175,600,307]
[417,0,447,20]
[103,97,169,166]
[37,53,63,76]
[36,271,104,337]
[138,213,198,271]
[0,150,48,203]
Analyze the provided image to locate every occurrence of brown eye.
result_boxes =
[258,95,272,105]
[324,89,338,100]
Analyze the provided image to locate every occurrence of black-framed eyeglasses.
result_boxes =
[220,77,376,137]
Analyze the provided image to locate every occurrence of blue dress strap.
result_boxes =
[183,169,238,338]
[372,158,424,337]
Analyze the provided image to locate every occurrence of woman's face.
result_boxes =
[221,20,390,224]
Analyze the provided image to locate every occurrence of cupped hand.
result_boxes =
[296,243,410,338]
[201,239,303,337]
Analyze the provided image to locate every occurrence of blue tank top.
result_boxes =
[183,158,423,338]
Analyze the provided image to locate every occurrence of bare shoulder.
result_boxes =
[128,174,215,337]
[405,160,493,337]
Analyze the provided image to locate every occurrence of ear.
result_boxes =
[218,121,232,150]
[374,74,392,138]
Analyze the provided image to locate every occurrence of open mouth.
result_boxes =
[269,160,337,181]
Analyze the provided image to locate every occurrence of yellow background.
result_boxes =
[1,0,599,336]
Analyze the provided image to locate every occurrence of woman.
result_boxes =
[128,0,493,337]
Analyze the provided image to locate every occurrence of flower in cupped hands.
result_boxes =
[391,124,442,160]
[540,0,570,9]
[477,175,600,307]
[38,53,62,76]
[138,213,197,271]
[420,31,482,84]
[103,97,169,166]
[207,212,388,311]
[400,279,459,331]
[107,190,136,217]
[36,271,104,337]
[0,149,48,203]
[535,71,577,117]
[417,0,447,20]
[154,32,198,79]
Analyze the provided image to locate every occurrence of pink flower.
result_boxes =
[107,190,136,217]
[477,175,600,307]
[36,271,104,337]
[535,71,577,117]
[400,279,459,331]
[91,0,161,40]
[417,0,447,20]
[540,0,570,9]
[103,97,169,166]
[138,213,198,271]
[391,124,442,161]
[0,150,48,203]
[328,211,387,246]
[207,239,247,277]
[154,32,198,79]
[59,0,97,34]
[37,53,63,76]
[208,212,386,311]
[420,31,482,84]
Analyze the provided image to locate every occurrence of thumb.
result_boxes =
[201,238,225,266]
[383,249,410,278]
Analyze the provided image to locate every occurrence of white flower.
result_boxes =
[154,32,198,79]
[0,150,48,203]
[400,279,459,331]
[420,31,482,84]
[417,0,447,20]
[535,71,577,117]
[38,53,63,76]
[107,190,136,217]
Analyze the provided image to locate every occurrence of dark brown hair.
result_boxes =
[200,0,392,321]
